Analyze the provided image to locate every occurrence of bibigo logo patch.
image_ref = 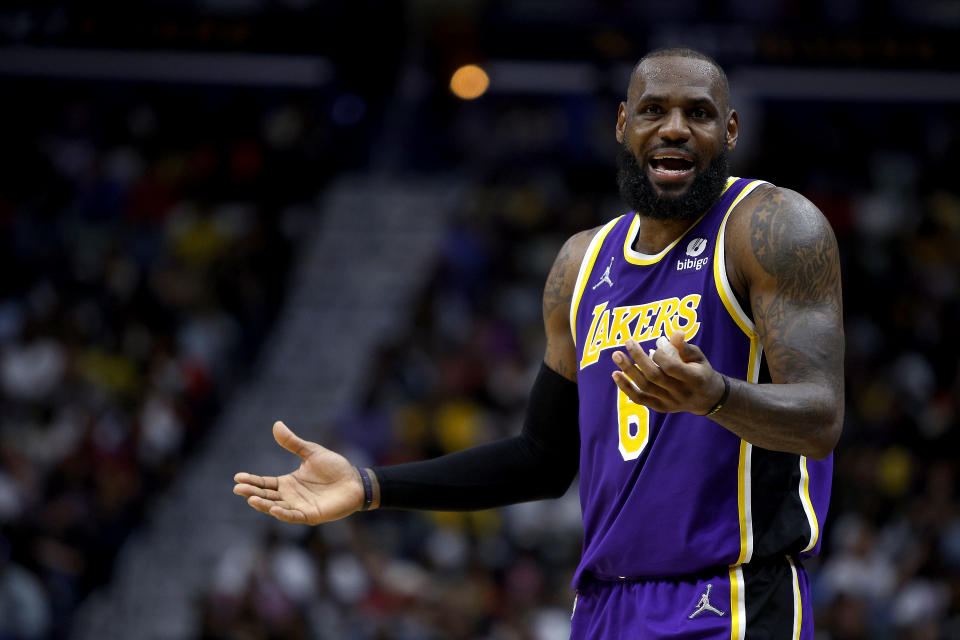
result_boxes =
[677,237,709,271]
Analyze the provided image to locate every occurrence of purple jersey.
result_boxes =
[569,177,832,587]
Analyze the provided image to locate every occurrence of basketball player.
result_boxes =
[234,48,844,638]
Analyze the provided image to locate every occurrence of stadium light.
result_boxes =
[449,64,489,100]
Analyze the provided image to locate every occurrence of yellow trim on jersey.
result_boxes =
[735,440,753,565]
[712,179,767,340]
[712,178,767,568]
[621,177,737,265]
[621,214,694,265]
[788,556,802,640]
[729,565,746,640]
[799,456,820,552]
[569,218,621,347]
[734,330,764,566]
[711,178,822,568]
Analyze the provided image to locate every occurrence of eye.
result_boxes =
[641,104,663,115]
[689,107,710,119]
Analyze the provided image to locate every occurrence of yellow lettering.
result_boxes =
[579,295,701,370]
[604,306,641,349]
[579,303,609,369]
[651,297,681,340]
[634,301,662,342]
[676,294,702,340]
[592,310,611,350]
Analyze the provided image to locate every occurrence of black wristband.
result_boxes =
[704,374,730,416]
[357,467,374,510]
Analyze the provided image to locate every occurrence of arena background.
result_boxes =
[1,2,959,639]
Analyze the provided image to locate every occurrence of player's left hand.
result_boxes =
[611,331,725,415]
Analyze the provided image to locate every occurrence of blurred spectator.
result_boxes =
[0,80,334,637]
[0,534,50,640]
[195,91,960,638]
[3,4,960,638]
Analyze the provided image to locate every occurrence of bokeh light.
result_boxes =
[449,64,489,100]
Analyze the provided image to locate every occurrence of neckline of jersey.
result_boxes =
[622,176,738,266]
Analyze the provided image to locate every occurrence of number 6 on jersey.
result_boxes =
[617,386,650,460]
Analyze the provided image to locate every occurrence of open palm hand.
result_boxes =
[233,421,364,525]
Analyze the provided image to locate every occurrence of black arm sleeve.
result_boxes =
[372,362,579,510]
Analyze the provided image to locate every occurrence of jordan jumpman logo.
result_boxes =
[592,257,615,289]
[689,584,725,619]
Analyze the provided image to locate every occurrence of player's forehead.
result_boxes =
[628,56,724,106]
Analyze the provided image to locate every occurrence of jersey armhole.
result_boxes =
[569,217,621,346]
[712,180,767,342]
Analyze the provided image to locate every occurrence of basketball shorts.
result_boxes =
[570,556,812,639]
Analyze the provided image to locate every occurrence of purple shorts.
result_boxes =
[570,557,812,639]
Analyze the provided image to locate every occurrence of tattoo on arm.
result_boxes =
[543,229,595,380]
[543,238,575,319]
[748,189,843,385]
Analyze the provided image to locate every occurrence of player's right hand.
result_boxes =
[233,421,365,525]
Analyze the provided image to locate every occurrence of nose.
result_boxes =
[658,107,690,142]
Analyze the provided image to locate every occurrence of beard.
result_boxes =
[616,143,730,222]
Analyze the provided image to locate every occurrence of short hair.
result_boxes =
[633,47,730,109]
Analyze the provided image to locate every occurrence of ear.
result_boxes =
[616,102,627,143]
[726,109,739,151]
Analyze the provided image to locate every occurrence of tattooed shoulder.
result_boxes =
[734,187,845,386]
[542,226,601,380]
[542,226,600,319]
[746,187,841,308]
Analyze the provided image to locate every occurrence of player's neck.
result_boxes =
[631,215,698,255]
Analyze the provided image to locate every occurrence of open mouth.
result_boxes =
[650,157,694,172]
[648,155,696,182]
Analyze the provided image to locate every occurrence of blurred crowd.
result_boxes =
[197,163,607,640]
[735,99,960,639]
[2,48,960,640]
[196,95,960,640]
[0,82,337,638]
